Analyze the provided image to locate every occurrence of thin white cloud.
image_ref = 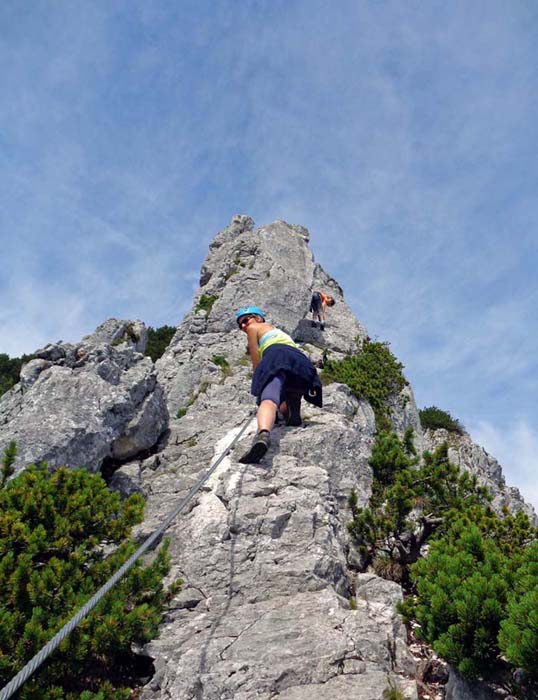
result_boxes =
[0,280,87,356]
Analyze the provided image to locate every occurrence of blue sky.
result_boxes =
[1,1,537,507]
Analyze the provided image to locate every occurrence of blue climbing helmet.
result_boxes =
[236,306,265,327]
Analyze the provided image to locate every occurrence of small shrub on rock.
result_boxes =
[419,405,464,434]
[212,354,229,369]
[383,684,405,700]
[322,339,407,432]
[212,354,232,378]
[112,323,141,348]
[145,325,176,362]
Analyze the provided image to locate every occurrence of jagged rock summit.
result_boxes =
[0,216,534,700]
[156,215,367,416]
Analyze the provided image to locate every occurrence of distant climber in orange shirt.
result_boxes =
[309,291,335,330]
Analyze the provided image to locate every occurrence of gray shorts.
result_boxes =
[259,371,286,406]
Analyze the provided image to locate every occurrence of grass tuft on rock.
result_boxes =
[196,294,218,314]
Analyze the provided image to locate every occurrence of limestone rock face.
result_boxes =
[126,217,417,699]
[137,378,419,699]
[1,215,535,699]
[0,319,167,474]
[135,216,534,699]
[444,668,501,700]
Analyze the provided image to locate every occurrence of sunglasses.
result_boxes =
[237,315,255,328]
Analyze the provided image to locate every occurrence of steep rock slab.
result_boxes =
[0,319,167,474]
[135,216,428,698]
[138,366,417,698]
[118,216,531,698]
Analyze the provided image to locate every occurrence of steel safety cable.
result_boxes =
[0,409,256,700]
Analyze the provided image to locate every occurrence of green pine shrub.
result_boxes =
[322,339,407,431]
[0,441,16,488]
[419,405,464,434]
[145,325,176,362]
[369,430,415,486]
[403,522,512,679]
[342,377,538,686]
[0,451,174,699]
[391,464,537,682]
[348,432,490,577]
[499,541,538,676]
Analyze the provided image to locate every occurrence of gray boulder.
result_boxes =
[81,318,148,354]
[19,358,52,390]
[445,668,503,700]
[0,318,167,475]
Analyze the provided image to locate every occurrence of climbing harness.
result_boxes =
[0,409,255,700]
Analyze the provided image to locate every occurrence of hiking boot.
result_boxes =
[285,393,302,427]
[311,320,317,328]
[320,322,325,331]
[239,430,271,464]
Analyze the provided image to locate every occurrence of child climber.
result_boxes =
[236,306,322,464]
[309,291,335,330]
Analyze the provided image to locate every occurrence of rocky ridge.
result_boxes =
[0,216,534,700]
[421,428,535,523]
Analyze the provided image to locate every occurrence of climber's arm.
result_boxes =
[246,325,260,370]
